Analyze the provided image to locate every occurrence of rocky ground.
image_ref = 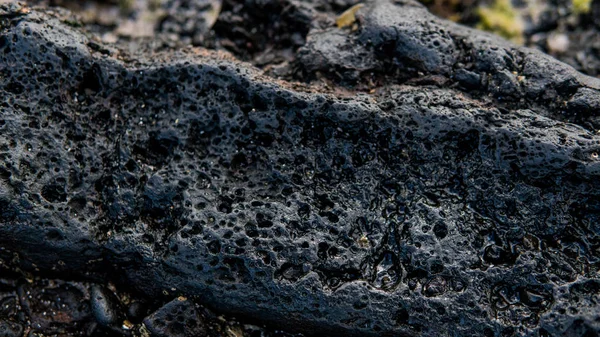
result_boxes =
[1,0,600,336]
[426,0,600,78]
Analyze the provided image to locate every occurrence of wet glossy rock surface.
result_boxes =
[1,0,600,336]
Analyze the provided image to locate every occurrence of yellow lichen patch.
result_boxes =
[572,0,592,14]
[477,0,524,44]
[336,3,364,28]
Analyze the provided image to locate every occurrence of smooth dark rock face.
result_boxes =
[1,1,600,336]
[90,285,125,329]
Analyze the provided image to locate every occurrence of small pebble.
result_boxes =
[90,285,124,328]
[126,301,149,324]
[547,33,569,53]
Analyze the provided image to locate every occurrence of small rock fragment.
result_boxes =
[336,3,364,28]
[547,33,570,53]
[143,298,206,337]
[126,301,149,324]
[90,285,124,329]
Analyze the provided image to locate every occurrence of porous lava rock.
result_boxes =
[143,298,206,337]
[1,1,600,336]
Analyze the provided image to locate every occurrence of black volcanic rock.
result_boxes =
[1,1,600,336]
[90,285,125,330]
[143,298,206,337]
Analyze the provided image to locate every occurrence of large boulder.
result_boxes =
[1,1,599,336]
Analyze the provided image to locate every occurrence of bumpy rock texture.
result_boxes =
[1,0,600,336]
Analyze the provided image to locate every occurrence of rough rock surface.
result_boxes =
[1,0,600,336]
[143,298,206,337]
